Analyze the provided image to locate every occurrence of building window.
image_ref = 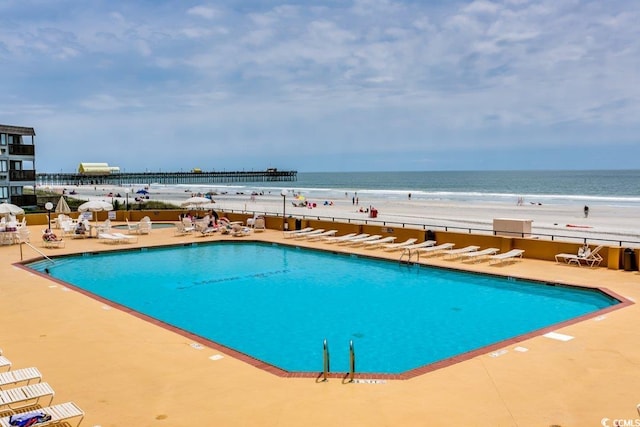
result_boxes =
[0,134,5,145]
[0,187,7,199]
[10,186,22,196]
[0,160,6,172]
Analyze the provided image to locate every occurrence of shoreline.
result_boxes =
[41,184,640,244]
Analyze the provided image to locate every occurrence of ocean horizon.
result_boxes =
[149,169,640,208]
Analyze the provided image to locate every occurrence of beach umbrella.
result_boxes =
[136,189,149,195]
[0,202,24,216]
[180,196,214,208]
[55,196,71,214]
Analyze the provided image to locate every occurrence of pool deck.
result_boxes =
[2,225,640,426]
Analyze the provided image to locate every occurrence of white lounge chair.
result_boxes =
[0,382,54,410]
[0,401,84,427]
[322,233,358,243]
[460,247,500,263]
[382,238,418,252]
[490,249,525,265]
[253,217,266,232]
[293,229,325,239]
[443,245,480,260]
[0,356,10,371]
[112,232,139,243]
[400,240,437,252]
[325,233,369,244]
[283,227,313,238]
[362,236,397,249]
[342,235,382,246]
[304,230,338,241]
[555,245,604,267]
[98,233,122,244]
[0,367,42,388]
[411,242,455,258]
[232,224,252,237]
[175,221,195,236]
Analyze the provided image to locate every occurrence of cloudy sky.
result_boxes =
[1,0,639,173]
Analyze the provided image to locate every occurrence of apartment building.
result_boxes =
[0,124,37,206]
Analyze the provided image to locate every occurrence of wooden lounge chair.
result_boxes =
[460,247,500,263]
[555,245,604,267]
[0,401,84,427]
[0,382,54,410]
[489,249,525,265]
[0,367,43,388]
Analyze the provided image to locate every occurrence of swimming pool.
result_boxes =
[27,242,620,376]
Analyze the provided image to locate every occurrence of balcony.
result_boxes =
[11,194,37,207]
[8,144,35,156]
[9,170,36,182]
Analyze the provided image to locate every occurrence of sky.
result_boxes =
[1,0,639,173]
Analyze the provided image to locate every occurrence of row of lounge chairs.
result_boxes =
[0,350,84,427]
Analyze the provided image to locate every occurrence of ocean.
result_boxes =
[164,170,640,208]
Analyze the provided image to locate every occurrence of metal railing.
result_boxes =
[220,208,640,248]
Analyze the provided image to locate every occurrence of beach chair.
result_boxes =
[0,367,42,388]
[0,401,84,427]
[459,247,500,263]
[0,382,55,411]
[362,236,397,249]
[232,224,252,237]
[382,238,418,252]
[489,249,525,265]
[398,240,437,252]
[555,245,604,267]
[442,245,480,260]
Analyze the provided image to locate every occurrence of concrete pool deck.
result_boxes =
[1,225,640,426]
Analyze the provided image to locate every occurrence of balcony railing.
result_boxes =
[8,144,35,156]
[9,170,36,181]
[10,194,37,207]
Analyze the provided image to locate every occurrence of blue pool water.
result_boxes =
[27,243,618,374]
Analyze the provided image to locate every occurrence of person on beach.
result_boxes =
[408,193,411,200]
[584,205,589,218]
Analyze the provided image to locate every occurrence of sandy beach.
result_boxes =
[45,183,640,245]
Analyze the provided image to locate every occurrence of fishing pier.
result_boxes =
[37,169,297,186]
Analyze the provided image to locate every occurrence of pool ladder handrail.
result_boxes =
[348,340,355,383]
[400,248,420,263]
[321,339,330,382]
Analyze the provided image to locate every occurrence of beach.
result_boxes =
[44,182,640,245]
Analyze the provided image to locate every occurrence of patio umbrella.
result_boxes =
[78,200,113,225]
[0,202,24,215]
[0,202,24,219]
[180,196,214,208]
[78,200,113,212]
[55,196,71,214]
